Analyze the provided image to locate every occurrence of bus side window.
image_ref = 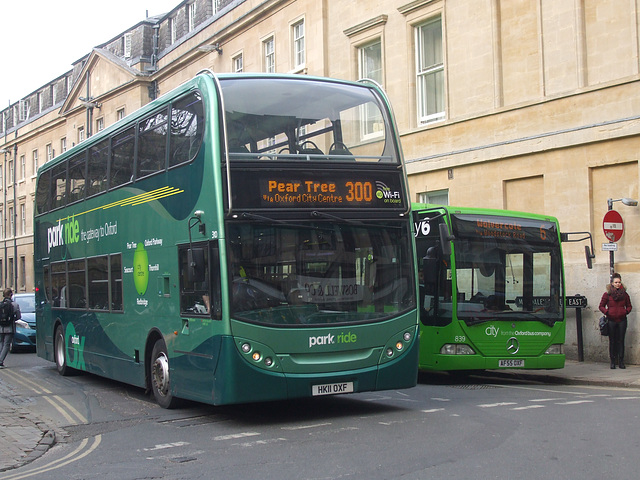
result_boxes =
[88,140,109,197]
[36,170,51,215]
[170,92,204,168]
[179,241,221,319]
[51,161,68,210]
[137,109,169,179]
[68,152,87,204]
[110,127,135,189]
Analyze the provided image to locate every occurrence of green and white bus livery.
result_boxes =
[34,72,419,407]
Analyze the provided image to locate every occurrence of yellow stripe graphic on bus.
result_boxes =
[57,186,184,222]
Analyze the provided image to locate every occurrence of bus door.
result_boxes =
[175,240,222,400]
[413,210,453,327]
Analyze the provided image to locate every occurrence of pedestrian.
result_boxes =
[599,273,633,369]
[0,287,24,368]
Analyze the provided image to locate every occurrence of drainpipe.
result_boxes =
[1,148,7,288]
[13,143,17,289]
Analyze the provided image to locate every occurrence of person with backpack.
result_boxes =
[599,273,633,369]
[0,288,25,367]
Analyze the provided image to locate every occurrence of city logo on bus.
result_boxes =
[485,325,499,337]
[309,331,357,348]
[375,181,402,204]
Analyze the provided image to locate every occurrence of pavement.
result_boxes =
[1,359,640,472]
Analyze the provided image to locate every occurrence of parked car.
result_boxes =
[11,293,36,352]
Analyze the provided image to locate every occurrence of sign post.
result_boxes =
[603,210,624,280]
[566,295,588,362]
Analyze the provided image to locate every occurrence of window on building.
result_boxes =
[61,137,67,154]
[358,40,384,139]
[213,0,221,14]
[188,2,197,32]
[292,20,305,69]
[233,54,243,73]
[96,117,104,132]
[20,203,25,235]
[19,99,30,121]
[117,108,125,121]
[20,256,26,289]
[8,258,14,288]
[9,207,14,237]
[20,155,25,180]
[169,17,177,44]
[51,84,57,105]
[37,93,42,114]
[8,160,14,184]
[418,189,449,205]
[78,126,85,144]
[123,33,132,58]
[416,17,445,124]
[0,211,2,239]
[264,36,275,73]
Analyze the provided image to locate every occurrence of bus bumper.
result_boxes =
[419,353,565,372]
[211,336,419,405]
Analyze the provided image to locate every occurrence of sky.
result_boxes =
[1,1,181,106]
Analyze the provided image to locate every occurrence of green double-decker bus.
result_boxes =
[412,203,591,372]
[34,72,419,407]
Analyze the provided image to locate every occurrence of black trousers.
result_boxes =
[608,318,627,362]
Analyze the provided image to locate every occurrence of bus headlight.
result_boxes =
[544,344,563,355]
[440,344,476,355]
[241,343,251,353]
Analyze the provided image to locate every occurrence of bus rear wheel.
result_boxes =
[150,339,179,409]
[54,325,74,376]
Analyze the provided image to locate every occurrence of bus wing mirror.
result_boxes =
[188,248,206,283]
[439,223,454,257]
[585,245,594,269]
[561,231,594,269]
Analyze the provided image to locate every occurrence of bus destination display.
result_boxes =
[452,214,559,244]
[230,169,407,209]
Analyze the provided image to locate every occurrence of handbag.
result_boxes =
[599,315,609,336]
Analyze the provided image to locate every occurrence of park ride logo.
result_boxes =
[309,331,357,348]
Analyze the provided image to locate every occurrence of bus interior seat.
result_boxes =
[297,142,324,156]
[329,142,353,158]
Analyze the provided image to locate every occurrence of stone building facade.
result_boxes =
[1,0,638,362]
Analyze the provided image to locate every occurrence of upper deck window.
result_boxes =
[220,77,397,164]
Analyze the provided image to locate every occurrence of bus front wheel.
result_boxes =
[54,325,74,376]
[150,339,179,409]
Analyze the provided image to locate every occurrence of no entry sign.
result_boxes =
[603,210,624,242]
